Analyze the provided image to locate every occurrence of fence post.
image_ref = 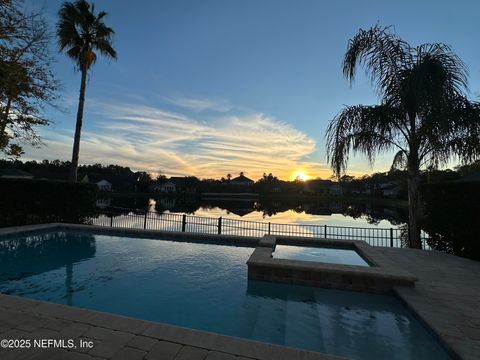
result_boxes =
[182,214,186,232]
[324,224,327,238]
[268,222,271,235]
[143,211,148,229]
[390,228,394,247]
[218,217,222,234]
[110,215,113,227]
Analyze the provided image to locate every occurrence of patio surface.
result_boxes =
[0,224,479,359]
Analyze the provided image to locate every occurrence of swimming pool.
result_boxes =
[0,231,450,360]
[272,244,370,266]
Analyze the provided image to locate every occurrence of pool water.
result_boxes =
[273,244,370,266]
[0,231,450,360]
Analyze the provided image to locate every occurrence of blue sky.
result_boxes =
[23,0,480,180]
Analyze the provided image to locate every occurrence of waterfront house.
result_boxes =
[229,173,254,186]
[81,174,113,191]
[160,180,177,193]
[97,179,113,192]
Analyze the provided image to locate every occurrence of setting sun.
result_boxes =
[291,171,310,181]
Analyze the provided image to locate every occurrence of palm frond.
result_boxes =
[391,150,407,170]
[343,25,410,97]
[57,0,116,69]
[326,104,406,177]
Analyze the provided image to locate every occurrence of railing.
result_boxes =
[89,207,429,249]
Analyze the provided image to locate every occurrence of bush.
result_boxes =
[0,179,97,227]
[422,181,480,260]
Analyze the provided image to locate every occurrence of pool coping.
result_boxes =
[0,222,475,360]
[247,235,418,294]
[0,293,343,360]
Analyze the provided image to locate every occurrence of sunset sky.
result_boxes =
[24,0,480,180]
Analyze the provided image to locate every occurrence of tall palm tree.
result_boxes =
[326,26,480,248]
[57,0,117,182]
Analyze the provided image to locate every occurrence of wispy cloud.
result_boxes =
[163,96,232,113]
[24,100,332,180]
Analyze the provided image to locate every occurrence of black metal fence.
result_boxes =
[88,207,430,249]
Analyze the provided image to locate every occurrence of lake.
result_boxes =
[96,195,408,230]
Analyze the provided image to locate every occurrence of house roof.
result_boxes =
[231,174,254,183]
[0,168,34,178]
[81,173,115,184]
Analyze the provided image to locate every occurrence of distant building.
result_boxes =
[0,168,34,180]
[160,181,177,193]
[157,177,199,194]
[81,174,113,191]
[96,180,112,192]
[229,173,254,186]
[303,179,331,195]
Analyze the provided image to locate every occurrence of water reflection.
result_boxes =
[95,196,408,229]
[0,232,96,305]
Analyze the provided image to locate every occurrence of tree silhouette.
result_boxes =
[57,0,117,181]
[326,25,480,248]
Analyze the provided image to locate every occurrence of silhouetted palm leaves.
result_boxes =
[327,25,480,248]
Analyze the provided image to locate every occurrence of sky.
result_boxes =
[21,0,480,180]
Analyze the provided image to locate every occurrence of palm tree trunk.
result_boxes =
[69,67,88,182]
[407,162,422,249]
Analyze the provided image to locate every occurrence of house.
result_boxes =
[160,181,177,193]
[81,174,113,191]
[229,173,254,186]
[303,179,332,195]
[97,179,112,192]
[329,183,344,196]
[155,177,199,194]
[0,168,34,180]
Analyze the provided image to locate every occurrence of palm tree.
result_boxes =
[57,0,117,181]
[326,26,480,248]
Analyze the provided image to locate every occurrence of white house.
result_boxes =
[96,179,112,192]
[160,181,176,193]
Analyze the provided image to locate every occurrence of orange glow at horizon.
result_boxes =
[291,170,310,181]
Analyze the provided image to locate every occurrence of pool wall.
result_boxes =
[248,235,418,294]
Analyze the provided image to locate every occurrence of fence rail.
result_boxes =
[88,207,429,249]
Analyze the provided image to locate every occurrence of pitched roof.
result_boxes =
[231,174,254,183]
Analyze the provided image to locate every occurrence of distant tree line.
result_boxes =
[2,159,478,198]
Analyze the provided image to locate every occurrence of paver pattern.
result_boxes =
[0,293,342,360]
